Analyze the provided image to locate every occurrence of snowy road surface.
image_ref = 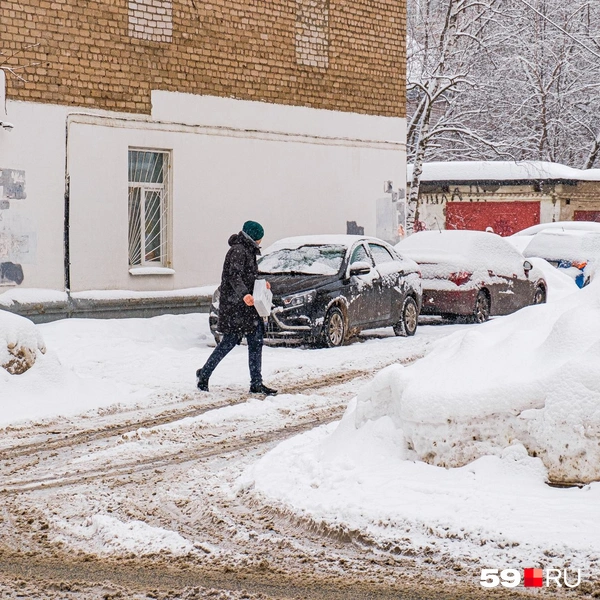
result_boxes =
[0,309,595,598]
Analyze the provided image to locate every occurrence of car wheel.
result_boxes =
[321,306,346,347]
[533,285,546,304]
[394,296,418,337]
[472,290,491,323]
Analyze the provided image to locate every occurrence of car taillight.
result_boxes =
[449,271,471,286]
[572,261,587,270]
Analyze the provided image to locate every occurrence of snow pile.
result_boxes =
[0,288,68,307]
[0,314,168,426]
[242,423,600,566]
[343,279,600,484]
[54,514,194,556]
[240,281,600,562]
[0,309,46,374]
[527,257,578,301]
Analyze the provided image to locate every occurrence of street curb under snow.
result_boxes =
[0,290,214,323]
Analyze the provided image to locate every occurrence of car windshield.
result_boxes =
[259,244,346,275]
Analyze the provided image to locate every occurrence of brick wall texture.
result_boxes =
[0,0,406,118]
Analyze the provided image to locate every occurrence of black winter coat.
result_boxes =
[218,232,261,335]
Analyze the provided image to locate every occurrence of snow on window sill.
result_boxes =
[129,267,175,276]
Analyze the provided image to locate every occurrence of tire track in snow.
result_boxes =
[0,352,426,495]
[0,408,342,494]
[0,351,424,463]
[0,368,358,459]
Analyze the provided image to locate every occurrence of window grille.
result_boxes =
[128,150,170,267]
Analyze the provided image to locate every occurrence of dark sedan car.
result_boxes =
[395,230,547,323]
[210,235,422,347]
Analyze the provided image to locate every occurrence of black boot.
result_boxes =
[249,383,278,396]
[196,369,209,392]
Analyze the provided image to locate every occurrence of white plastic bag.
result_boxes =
[253,279,273,317]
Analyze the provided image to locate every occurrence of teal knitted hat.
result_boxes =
[242,220,264,241]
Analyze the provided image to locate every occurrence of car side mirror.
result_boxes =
[523,260,533,272]
[349,261,372,276]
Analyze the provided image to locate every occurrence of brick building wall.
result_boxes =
[559,181,600,222]
[0,0,406,118]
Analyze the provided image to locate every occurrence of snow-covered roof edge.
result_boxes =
[407,161,600,183]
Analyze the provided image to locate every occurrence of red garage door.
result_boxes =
[446,201,540,236]
[574,211,600,222]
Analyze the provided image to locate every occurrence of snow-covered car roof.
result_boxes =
[395,230,531,274]
[262,235,391,255]
[521,230,600,263]
[504,235,532,253]
[512,221,600,236]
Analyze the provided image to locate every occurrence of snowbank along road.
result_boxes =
[0,314,595,599]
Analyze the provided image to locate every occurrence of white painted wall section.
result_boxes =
[151,91,406,145]
[68,104,406,291]
[1,94,406,293]
[0,100,67,291]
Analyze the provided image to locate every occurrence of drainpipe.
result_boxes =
[63,116,72,315]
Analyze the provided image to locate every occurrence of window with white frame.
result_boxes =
[128,149,170,268]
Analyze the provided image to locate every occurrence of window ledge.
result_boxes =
[129,267,175,276]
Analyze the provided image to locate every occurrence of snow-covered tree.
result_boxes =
[406,0,600,229]
[472,0,600,168]
[406,0,503,230]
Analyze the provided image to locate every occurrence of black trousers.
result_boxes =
[201,320,264,386]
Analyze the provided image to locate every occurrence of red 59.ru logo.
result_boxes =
[480,568,582,588]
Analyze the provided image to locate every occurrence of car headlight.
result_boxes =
[282,289,317,308]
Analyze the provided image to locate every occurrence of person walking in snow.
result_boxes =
[196,221,277,396]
